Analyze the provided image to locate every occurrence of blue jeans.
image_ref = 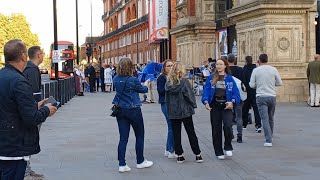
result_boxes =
[116,107,145,166]
[161,103,174,153]
[256,96,276,143]
[0,160,27,180]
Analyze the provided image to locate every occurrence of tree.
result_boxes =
[0,13,40,68]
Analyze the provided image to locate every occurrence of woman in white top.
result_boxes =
[104,64,113,92]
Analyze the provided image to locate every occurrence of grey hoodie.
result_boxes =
[165,78,197,120]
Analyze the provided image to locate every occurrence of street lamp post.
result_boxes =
[76,0,80,65]
[53,0,58,80]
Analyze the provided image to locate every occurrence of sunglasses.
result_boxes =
[166,64,173,67]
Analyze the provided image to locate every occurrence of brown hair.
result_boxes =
[211,59,231,85]
[117,57,133,76]
[167,62,186,85]
[161,59,173,75]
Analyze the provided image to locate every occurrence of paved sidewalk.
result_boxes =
[30,92,320,180]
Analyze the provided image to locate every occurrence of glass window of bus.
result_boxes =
[51,44,74,51]
[62,60,74,73]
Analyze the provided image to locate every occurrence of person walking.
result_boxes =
[0,39,57,180]
[104,64,113,92]
[112,57,153,173]
[88,63,96,92]
[307,54,320,107]
[242,56,261,132]
[157,59,176,158]
[74,65,84,96]
[250,54,282,147]
[22,46,46,179]
[165,62,204,164]
[202,59,240,160]
[227,53,244,143]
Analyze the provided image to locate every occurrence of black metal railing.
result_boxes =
[101,11,109,20]
[100,15,148,41]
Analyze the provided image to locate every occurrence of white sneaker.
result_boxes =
[164,150,170,157]
[217,155,225,160]
[167,152,178,159]
[225,151,233,157]
[119,165,131,173]
[264,143,272,147]
[136,160,153,169]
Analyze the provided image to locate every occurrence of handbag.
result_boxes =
[110,77,129,117]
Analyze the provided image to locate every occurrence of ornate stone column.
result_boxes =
[171,0,216,67]
[228,0,316,102]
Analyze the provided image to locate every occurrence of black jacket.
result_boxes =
[89,66,96,79]
[165,78,197,119]
[0,64,50,157]
[243,64,257,99]
[23,61,42,102]
[157,74,166,104]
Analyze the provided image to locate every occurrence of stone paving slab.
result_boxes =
[30,92,320,180]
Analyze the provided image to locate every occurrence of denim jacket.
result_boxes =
[112,75,148,108]
[202,74,240,105]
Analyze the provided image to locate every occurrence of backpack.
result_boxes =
[232,76,247,101]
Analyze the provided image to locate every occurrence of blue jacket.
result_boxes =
[0,64,50,157]
[157,74,166,104]
[112,75,148,108]
[202,74,240,105]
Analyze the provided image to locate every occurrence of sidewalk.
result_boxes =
[31,92,320,180]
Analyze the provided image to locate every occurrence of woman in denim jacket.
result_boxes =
[112,58,153,172]
[202,59,240,160]
[165,62,204,164]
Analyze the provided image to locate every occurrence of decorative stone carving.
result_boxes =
[258,38,264,52]
[177,7,187,19]
[241,41,246,54]
[277,37,290,51]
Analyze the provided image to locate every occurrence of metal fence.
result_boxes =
[41,77,76,106]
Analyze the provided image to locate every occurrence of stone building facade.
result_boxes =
[172,0,317,102]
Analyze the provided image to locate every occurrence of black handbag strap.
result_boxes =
[115,77,130,105]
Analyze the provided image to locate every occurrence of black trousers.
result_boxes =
[100,78,105,92]
[210,108,233,156]
[89,77,96,92]
[0,160,27,180]
[171,116,201,156]
[242,97,261,128]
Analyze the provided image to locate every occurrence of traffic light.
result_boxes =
[86,44,92,57]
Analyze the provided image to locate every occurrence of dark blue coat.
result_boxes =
[156,74,166,104]
[23,61,42,102]
[0,64,50,157]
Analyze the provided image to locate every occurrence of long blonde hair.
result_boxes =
[167,62,186,85]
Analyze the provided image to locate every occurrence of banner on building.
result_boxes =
[216,29,228,59]
[149,0,169,44]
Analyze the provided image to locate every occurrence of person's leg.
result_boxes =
[0,160,27,180]
[256,97,272,143]
[116,111,131,166]
[315,84,320,106]
[129,108,145,164]
[171,119,183,156]
[252,96,262,128]
[182,116,201,155]
[101,79,105,92]
[161,103,174,153]
[267,97,277,137]
[222,110,234,151]
[24,160,31,176]
[242,99,250,128]
[310,83,316,106]
[235,102,243,137]
[210,108,224,156]
[14,160,27,180]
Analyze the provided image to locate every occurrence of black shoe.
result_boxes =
[255,127,262,133]
[196,154,204,163]
[237,136,242,143]
[177,155,185,163]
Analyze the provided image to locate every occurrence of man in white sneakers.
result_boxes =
[249,54,282,147]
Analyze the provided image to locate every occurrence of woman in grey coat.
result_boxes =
[165,62,203,164]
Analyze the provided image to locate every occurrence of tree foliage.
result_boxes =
[0,13,40,67]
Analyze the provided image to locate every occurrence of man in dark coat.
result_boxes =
[0,39,57,179]
[100,64,106,92]
[22,46,46,179]
[88,62,97,92]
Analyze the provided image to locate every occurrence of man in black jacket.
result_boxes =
[22,46,45,179]
[0,39,57,180]
[88,63,97,92]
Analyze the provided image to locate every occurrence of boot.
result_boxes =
[237,135,242,143]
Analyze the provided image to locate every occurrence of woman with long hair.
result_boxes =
[104,64,113,92]
[165,62,204,163]
[157,59,175,158]
[202,59,240,160]
[112,57,153,172]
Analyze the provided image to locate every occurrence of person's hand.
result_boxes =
[225,102,233,110]
[38,98,48,109]
[44,104,58,116]
[205,103,212,111]
[144,79,150,86]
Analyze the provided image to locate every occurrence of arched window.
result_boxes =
[114,16,118,29]
[132,4,137,20]
[126,8,131,22]
[110,19,113,31]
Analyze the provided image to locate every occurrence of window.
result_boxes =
[138,0,142,18]
[145,0,149,14]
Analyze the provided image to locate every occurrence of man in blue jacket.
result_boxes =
[0,39,57,180]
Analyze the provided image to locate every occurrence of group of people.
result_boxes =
[111,52,283,172]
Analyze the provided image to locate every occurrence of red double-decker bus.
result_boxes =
[50,41,75,79]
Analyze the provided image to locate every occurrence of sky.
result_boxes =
[0,0,104,54]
